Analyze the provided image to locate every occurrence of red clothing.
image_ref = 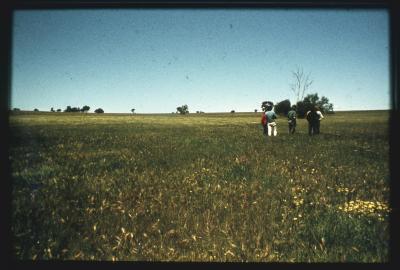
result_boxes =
[261,112,267,126]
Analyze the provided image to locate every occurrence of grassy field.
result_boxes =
[9,110,390,262]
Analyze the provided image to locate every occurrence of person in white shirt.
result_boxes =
[315,107,324,134]
[266,109,278,136]
[306,106,324,135]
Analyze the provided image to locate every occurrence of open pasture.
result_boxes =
[9,111,390,262]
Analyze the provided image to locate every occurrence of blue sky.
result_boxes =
[11,8,389,113]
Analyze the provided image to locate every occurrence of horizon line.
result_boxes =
[10,108,391,114]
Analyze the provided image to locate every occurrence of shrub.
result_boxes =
[274,99,291,115]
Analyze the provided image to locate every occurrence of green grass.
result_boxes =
[9,111,390,262]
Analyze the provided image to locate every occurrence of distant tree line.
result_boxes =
[12,90,333,117]
[10,67,333,116]
[274,93,334,118]
[10,106,138,114]
[57,105,104,113]
[63,105,91,113]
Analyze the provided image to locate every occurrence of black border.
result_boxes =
[0,0,13,268]
[1,0,399,269]
[389,1,400,269]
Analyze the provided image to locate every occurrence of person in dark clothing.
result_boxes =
[306,106,320,136]
[287,105,297,134]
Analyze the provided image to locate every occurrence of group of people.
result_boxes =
[261,102,324,137]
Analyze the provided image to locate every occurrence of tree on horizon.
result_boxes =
[81,105,90,113]
[296,93,334,117]
[176,105,189,115]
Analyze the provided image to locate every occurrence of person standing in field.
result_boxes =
[261,110,268,136]
[287,105,297,134]
[315,106,324,134]
[265,105,278,137]
[306,106,321,135]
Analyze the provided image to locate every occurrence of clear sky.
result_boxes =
[11,8,390,113]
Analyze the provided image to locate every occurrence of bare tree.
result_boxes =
[290,67,313,103]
